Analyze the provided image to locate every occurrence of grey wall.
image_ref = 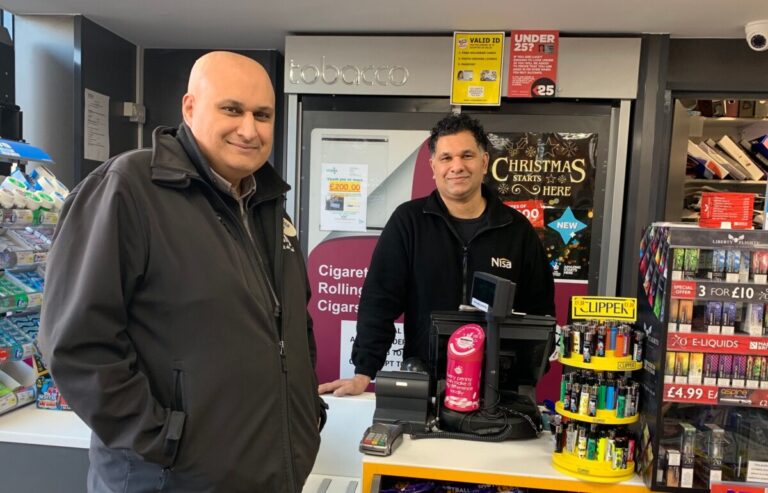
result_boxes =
[14,15,76,187]
[75,16,137,181]
[618,35,671,297]
[15,15,137,187]
[668,39,768,94]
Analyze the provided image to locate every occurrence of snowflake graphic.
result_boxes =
[561,141,578,157]
[497,183,511,195]
[525,146,537,158]
[487,133,509,150]
[558,175,567,184]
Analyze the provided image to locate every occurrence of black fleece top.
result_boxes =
[352,185,556,378]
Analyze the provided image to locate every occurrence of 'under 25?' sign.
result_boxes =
[450,32,504,106]
[508,30,559,98]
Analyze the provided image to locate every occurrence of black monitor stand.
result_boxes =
[437,310,542,440]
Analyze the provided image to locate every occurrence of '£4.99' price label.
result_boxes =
[663,384,718,405]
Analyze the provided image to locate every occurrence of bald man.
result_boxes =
[39,51,325,492]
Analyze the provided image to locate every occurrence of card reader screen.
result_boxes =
[471,276,496,312]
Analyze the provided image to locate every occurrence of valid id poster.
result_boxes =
[320,163,368,232]
[450,32,504,106]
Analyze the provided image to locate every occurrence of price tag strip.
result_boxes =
[663,383,768,408]
[671,280,768,302]
[667,332,768,357]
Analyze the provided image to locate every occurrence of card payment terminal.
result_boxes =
[359,422,404,456]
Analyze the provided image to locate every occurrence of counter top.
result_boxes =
[0,404,90,449]
[362,432,650,493]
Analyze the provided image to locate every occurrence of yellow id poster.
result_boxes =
[450,32,505,106]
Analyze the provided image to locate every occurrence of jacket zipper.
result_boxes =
[271,203,298,492]
[196,176,298,490]
[425,209,515,305]
[199,178,282,325]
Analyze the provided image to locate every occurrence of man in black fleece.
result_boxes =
[319,114,555,396]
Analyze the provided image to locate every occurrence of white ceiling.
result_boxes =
[2,0,768,51]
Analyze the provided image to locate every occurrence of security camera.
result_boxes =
[745,20,768,52]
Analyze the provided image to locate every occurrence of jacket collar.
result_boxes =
[423,184,516,227]
[149,124,290,201]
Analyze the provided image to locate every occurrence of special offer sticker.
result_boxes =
[504,199,544,228]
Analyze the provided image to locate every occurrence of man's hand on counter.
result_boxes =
[318,374,371,397]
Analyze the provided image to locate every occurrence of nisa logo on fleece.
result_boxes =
[491,257,512,269]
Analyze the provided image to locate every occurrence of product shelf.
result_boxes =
[554,401,639,425]
[0,209,58,228]
[662,382,768,408]
[665,331,768,357]
[559,350,642,371]
[551,452,635,483]
[637,223,768,491]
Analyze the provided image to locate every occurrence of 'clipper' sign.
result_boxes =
[571,296,637,322]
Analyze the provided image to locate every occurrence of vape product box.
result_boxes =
[684,249,700,279]
[680,422,696,488]
[726,250,742,283]
[668,298,681,333]
[666,448,681,487]
[761,356,768,389]
[745,303,764,336]
[688,352,704,385]
[739,251,752,283]
[721,302,737,335]
[672,248,685,281]
[657,445,667,484]
[701,423,724,485]
[697,249,714,279]
[665,351,677,384]
[764,304,768,336]
[712,249,727,281]
[691,301,708,333]
[747,355,761,388]
[706,301,722,334]
[678,300,694,333]
[703,353,720,386]
[756,100,768,119]
[752,251,768,284]
[718,354,733,387]
[675,352,690,384]
[732,355,748,388]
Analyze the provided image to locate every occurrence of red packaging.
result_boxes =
[444,323,485,412]
[698,192,755,230]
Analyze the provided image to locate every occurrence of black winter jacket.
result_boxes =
[39,126,323,492]
[352,185,555,378]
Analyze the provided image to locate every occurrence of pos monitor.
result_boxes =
[429,310,555,398]
[429,309,555,439]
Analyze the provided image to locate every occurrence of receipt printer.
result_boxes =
[373,370,431,433]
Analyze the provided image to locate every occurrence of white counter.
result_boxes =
[0,404,90,448]
[0,394,650,493]
[362,432,649,492]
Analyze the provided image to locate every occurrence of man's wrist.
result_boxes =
[354,368,376,380]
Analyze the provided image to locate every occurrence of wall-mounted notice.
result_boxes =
[507,30,559,98]
[83,88,110,161]
[450,32,505,106]
[320,163,368,232]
